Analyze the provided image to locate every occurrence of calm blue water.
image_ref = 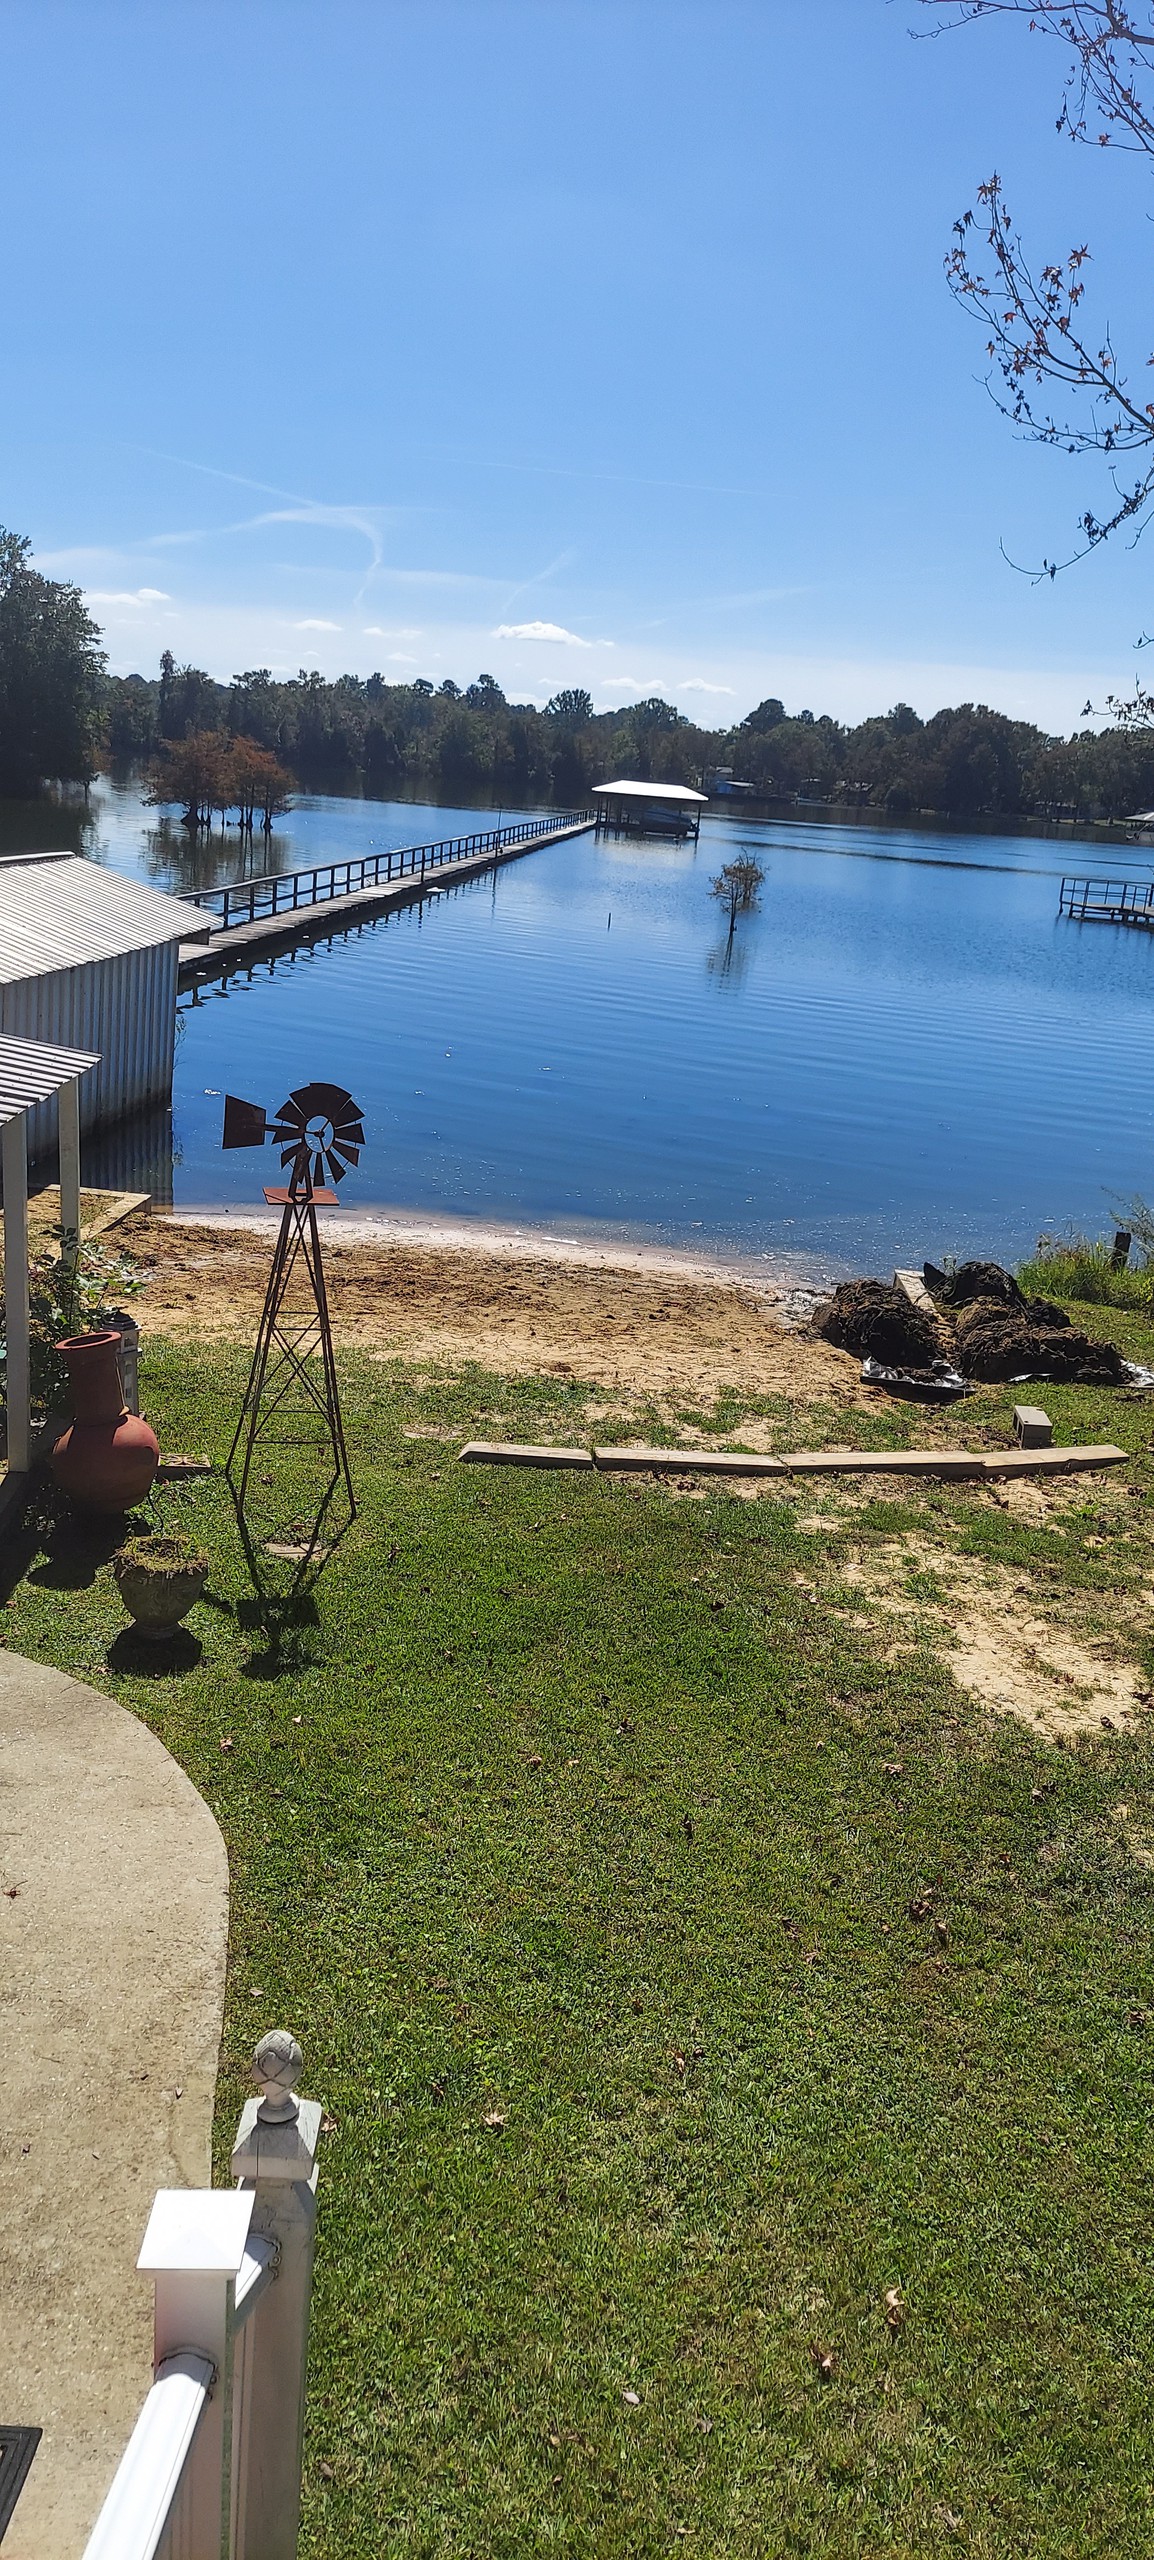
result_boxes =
[62,779,1154,1277]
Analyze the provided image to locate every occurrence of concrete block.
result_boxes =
[982,1444,1127,1477]
[592,1446,786,1476]
[1012,1405,1052,1448]
[458,1442,594,1469]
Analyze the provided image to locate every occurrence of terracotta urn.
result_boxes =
[51,1331,159,1514]
[113,1535,208,1641]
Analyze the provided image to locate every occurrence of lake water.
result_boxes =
[31,776,1154,1280]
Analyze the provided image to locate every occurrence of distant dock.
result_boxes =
[178,811,593,985]
[1058,874,1154,929]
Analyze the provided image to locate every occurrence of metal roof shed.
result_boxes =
[1,1034,99,1475]
[0,855,210,1160]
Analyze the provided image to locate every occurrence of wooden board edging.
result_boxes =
[458,1440,1130,1480]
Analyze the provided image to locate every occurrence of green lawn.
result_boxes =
[6,1330,1154,2557]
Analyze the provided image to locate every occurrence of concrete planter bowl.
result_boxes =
[113,1534,209,1641]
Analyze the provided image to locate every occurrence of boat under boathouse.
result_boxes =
[592,779,707,842]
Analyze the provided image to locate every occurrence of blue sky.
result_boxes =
[3,0,1152,730]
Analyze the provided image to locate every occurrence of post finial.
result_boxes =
[253,2029,303,2124]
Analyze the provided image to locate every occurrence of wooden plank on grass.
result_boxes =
[982,1444,1128,1477]
[592,1447,786,1476]
[459,1442,594,1469]
[781,1449,984,1478]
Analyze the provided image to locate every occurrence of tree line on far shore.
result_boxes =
[6,519,1154,824]
[103,658,1154,826]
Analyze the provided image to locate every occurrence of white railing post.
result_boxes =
[137,2187,256,2558]
[229,2032,321,2560]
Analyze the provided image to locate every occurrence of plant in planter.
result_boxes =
[113,1532,210,1642]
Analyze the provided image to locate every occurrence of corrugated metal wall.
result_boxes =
[0,942,179,1161]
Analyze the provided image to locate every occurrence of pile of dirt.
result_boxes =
[812,1279,940,1367]
[924,1259,1069,1329]
[817,1257,1128,1388]
[951,1300,1127,1385]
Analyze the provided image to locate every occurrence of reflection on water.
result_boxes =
[79,1104,175,1208]
[12,776,1154,1275]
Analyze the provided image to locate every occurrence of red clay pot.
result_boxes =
[51,1331,160,1514]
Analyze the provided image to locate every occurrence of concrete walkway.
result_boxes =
[0,1654,228,2560]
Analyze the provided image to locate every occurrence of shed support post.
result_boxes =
[2,1114,30,1475]
[231,2033,322,2560]
[58,1075,81,1324]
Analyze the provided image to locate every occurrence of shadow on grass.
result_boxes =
[20,1502,151,1593]
[107,1623,204,1675]
[229,1473,353,1679]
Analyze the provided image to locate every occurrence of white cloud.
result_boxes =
[387,652,418,664]
[293,617,340,631]
[680,677,735,694]
[494,620,593,646]
[87,586,171,606]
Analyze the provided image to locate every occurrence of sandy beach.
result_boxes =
[127,1210,866,1409]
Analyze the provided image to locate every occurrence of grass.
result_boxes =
[1018,1235,1154,1313]
[6,1330,1154,2556]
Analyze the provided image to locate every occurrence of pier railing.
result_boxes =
[185,812,593,932]
[1059,874,1154,926]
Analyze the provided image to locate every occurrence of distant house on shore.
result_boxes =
[706,767,755,799]
[592,780,706,842]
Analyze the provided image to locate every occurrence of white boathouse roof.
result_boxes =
[0,854,210,986]
[591,779,708,807]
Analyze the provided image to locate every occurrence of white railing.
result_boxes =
[82,2032,320,2560]
[82,2356,215,2560]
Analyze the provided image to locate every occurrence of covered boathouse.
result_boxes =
[0,853,210,1161]
[592,779,706,842]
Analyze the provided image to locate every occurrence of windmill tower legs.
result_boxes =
[227,1187,355,1531]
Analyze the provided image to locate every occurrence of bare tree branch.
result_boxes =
[919,2,1154,567]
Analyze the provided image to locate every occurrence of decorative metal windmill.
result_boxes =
[222,1080,365,1524]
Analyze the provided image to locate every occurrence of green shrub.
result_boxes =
[0,1232,143,1413]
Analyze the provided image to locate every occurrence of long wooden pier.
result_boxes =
[1058,873,1154,928]
[178,811,593,985]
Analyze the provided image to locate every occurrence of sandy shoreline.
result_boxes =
[127,1211,866,1410]
[165,1203,846,1306]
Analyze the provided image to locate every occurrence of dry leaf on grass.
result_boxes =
[884,2287,906,2334]
[809,2342,835,2380]
[482,2109,506,2131]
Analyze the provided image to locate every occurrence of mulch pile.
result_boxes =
[813,1259,1127,1387]
[813,1280,940,1369]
